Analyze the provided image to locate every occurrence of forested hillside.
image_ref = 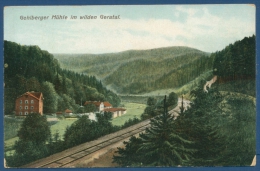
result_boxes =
[211,35,256,96]
[55,47,213,94]
[105,55,213,94]
[213,35,255,80]
[4,41,120,114]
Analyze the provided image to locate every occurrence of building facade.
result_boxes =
[84,101,112,112]
[84,101,126,118]
[15,92,43,116]
[103,108,127,118]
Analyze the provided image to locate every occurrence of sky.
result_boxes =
[4,5,255,54]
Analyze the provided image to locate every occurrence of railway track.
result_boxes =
[22,119,151,168]
[22,102,183,168]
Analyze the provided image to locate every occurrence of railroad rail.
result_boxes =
[22,103,182,168]
[22,119,151,168]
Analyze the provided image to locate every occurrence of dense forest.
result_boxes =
[54,46,208,77]
[211,35,256,96]
[4,41,120,114]
[213,35,255,82]
[107,55,214,94]
[54,47,213,94]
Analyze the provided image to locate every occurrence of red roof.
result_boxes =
[65,109,73,113]
[84,101,112,107]
[103,101,112,107]
[84,101,102,107]
[103,108,126,112]
[17,91,43,100]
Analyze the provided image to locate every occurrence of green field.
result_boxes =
[5,103,144,152]
[4,118,77,154]
[49,118,77,140]
[120,95,155,104]
[112,103,146,126]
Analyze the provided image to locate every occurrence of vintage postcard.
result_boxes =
[3,4,256,169]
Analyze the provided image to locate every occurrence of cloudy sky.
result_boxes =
[4,5,255,54]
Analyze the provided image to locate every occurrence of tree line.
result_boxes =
[4,40,120,114]
[213,35,255,82]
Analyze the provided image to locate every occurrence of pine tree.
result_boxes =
[175,82,226,166]
[114,96,195,167]
[54,73,62,94]
[138,96,195,166]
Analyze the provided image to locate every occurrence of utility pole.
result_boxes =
[180,94,185,115]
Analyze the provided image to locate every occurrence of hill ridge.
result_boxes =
[54,46,208,56]
[54,46,212,94]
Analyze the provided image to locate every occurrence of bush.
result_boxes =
[6,113,51,167]
[121,117,141,129]
[4,117,23,140]
[6,141,49,167]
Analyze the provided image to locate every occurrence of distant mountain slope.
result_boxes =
[54,47,212,94]
[54,46,208,78]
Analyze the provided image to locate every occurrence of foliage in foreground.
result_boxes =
[5,106,149,167]
[141,92,178,120]
[113,96,195,166]
[5,113,51,167]
[113,83,256,166]
[181,83,256,166]
[64,113,117,148]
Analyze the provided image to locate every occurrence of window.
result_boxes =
[20,100,22,104]
[31,112,33,114]
[25,112,28,115]
[31,106,34,110]
[20,106,22,110]
[19,112,23,115]
[25,100,28,104]
[31,100,34,104]
[25,106,28,110]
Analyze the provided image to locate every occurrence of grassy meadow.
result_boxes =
[49,118,77,140]
[4,118,77,154]
[4,102,145,153]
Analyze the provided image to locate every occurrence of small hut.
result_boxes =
[64,109,73,116]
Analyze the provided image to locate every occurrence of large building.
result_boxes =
[15,92,43,116]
